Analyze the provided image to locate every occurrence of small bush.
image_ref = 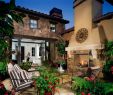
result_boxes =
[72,77,113,95]
[19,62,32,71]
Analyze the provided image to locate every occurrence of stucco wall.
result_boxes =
[99,18,113,41]
[14,13,65,39]
[62,31,74,41]
[67,0,104,50]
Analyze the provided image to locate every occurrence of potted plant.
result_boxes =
[57,59,66,73]
[34,67,59,95]
[56,40,67,73]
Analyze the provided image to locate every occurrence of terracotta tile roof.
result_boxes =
[93,12,113,23]
[15,6,69,24]
[60,27,74,35]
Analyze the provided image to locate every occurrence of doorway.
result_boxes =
[21,46,25,61]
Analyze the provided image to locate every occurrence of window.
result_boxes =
[32,47,35,56]
[50,23,56,32]
[30,19,37,29]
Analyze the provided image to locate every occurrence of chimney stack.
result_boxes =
[49,8,63,18]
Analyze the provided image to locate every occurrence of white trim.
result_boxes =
[66,44,104,51]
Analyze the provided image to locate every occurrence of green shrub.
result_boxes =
[72,77,113,95]
[0,61,7,75]
[102,41,113,80]
[72,77,93,94]
[19,62,32,71]
[34,67,59,95]
[103,60,113,80]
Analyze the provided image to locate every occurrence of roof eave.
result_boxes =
[15,6,69,24]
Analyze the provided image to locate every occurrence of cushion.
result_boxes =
[2,78,13,91]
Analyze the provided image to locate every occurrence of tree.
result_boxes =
[0,0,23,61]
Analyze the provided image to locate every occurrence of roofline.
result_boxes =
[13,34,57,42]
[60,27,74,35]
[73,0,103,8]
[15,6,69,24]
[93,12,113,23]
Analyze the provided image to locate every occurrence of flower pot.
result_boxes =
[58,64,64,73]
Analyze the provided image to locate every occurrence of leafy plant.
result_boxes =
[58,60,66,65]
[0,61,7,75]
[104,41,113,58]
[34,67,59,95]
[72,77,93,94]
[103,60,113,80]
[103,41,113,80]
[0,60,9,81]
[56,42,66,56]
[19,61,32,71]
[0,0,23,60]
[72,77,113,95]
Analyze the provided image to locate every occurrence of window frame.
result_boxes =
[32,47,35,56]
[30,19,38,29]
[50,23,56,32]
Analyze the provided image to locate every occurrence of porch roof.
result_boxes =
[13,32,59,42]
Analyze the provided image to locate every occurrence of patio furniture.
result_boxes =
[9,69,33,91]
[84,66,102,81]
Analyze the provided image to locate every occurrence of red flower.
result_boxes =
[4,92,8,95]
[11,89,15,95]
[111,66,113,72]
[0,83,4,88]
[55,79,59,83]
[48,82,52,85]
[48,85,52,89]
[87,93,91,95]
[81,92,85,95]
[112,72,113,74]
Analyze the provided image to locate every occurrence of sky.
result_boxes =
[6,0,113,29]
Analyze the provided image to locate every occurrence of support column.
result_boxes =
[67,50,75,74]
[17,38,21,64]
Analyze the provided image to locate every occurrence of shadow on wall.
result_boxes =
[98,25,107,43]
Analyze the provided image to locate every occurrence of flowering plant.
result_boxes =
[0,82,11,95]
[34,68,59,95]
[111,66,113,74]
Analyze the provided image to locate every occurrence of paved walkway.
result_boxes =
[17,87,75,95]
[54,88,75,95]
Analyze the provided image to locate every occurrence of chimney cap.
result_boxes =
[49,7,63,18]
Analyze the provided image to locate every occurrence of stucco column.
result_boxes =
[67,50,75,74]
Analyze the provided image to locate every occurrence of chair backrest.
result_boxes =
[9,70,21,88]
[92,67,102,79]
[9,69,33,91]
